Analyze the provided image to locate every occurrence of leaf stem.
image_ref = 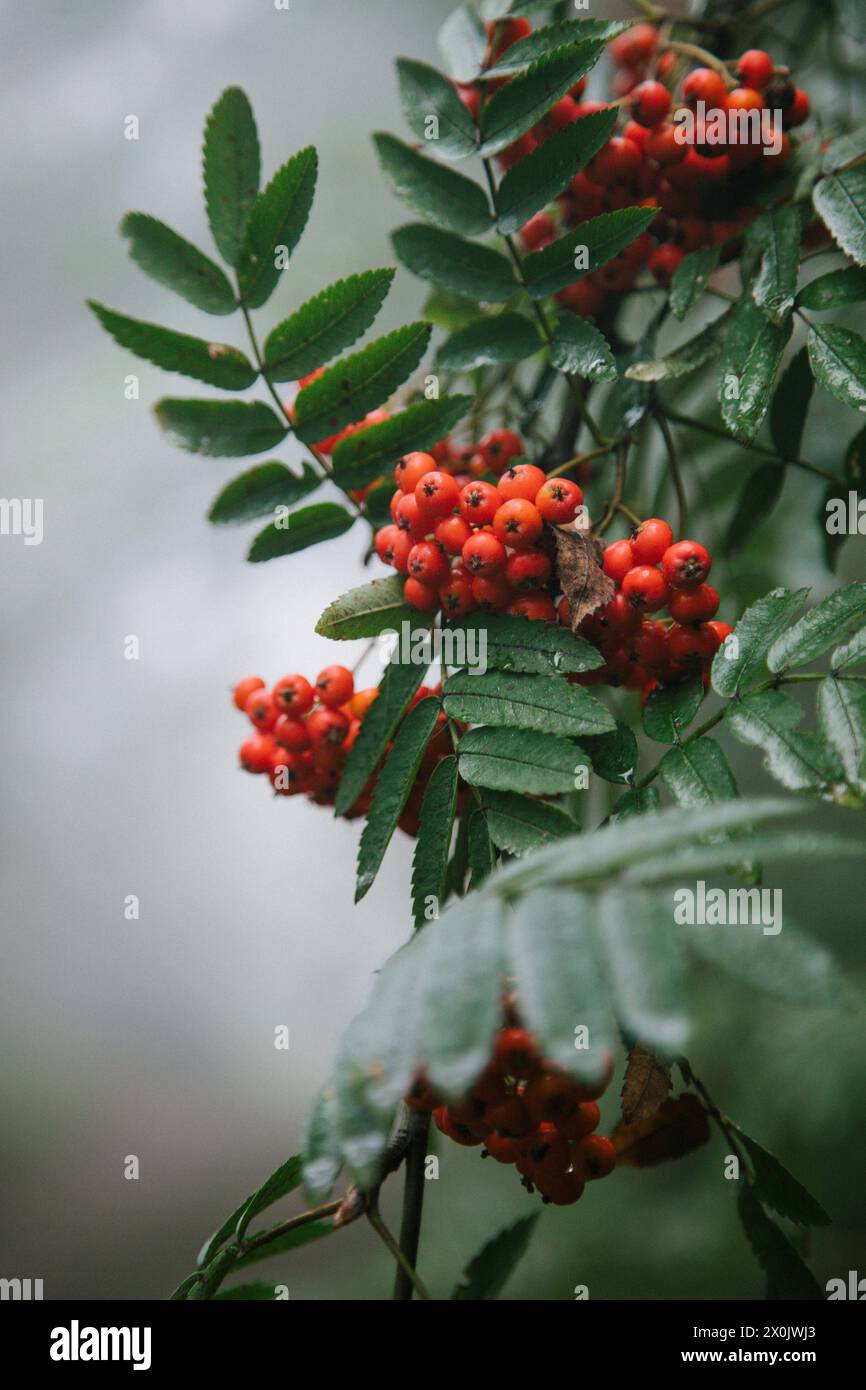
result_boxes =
[659,409,846,487]
[655,411,688,536]
[391,1108,432,1299]
[366,1190,431,1301]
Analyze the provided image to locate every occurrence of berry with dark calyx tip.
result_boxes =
[439,572,475,618]
[631,79,671,127]
[736,49,773,90]
[631,517,674,566]
[315,665,354,708]
[375,522,412,572]
[435,514,472,555]
[667,622,721,667]
[433,1105,483,1146]
[784,87,810,127]
[239,733,276,774]
[415,470,460,522]
[492,1027,541,1079]
[661,539,712,589]
[649,242,684,286]
[395,492,428,538]
[538,1168,586,1205]
[508,594,557,621]
[480,428,523,476]
[725,85,765,119]
[472,574,512,612]
[485,1094,534,1138]
[519,211,555,251]
[621,565,671,613]
[404,575,440,613]
[589,136,642,184]
[506,549,551,592]
[493,498,543,550]
[558,1100,601,1142]
[598,591,641,635]
[497,462,546,503]
[524,1073,580,1126]
[573,1133,616,1180]
[484,1132,520,1164]
[462,530,507,576]
[634,619,669,671]
[669,583,719,624]
[273,673,315,717]
[645,122,687,165]
[683,66,728,109]
[556,276,606,316]
[244,687,279,730]
[273,716,311,752]
[459,479,500,526]
[602,537,635,583]
[407,539,450,586]
[535,477,583,524]
[405,1073,438,1112]
[708,620,734,646]
[307,707,349,747]
[394,450,436,493]
[233,674,265,711]
[609,23,657,70]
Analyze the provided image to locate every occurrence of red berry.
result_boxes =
[598,591,641,634]
[415,470,460,522]
[661,539,712,589]
[573,1133,616,1180]
[533,95,580,144]
[784,87,810,128]
[459,480,500,526]
[645,122,687,165]
[233,674,265,711]
[519,211,555,251]
[603,538,635,583]
[407,539,450,586]
[492,1027,540,1079]
[609,23,657,69]
[621,565,671,612]
[493,498,543,550]
[633,619,669,671]
[558,1101,601,1142]
[708,620,734,646]
[404,575,440,613]
[315,665,354,708]
[539,1168,586,1206]
[435,514,472,555]
[472,574,511,611]
[631,79,671,127]
[682,67,728,110]
[667,622,721,667]
[535,477,583,524]
[273,716,311,752]
[669,583,719,624]
[524,1074,581,1126]
[239,733,276,774]
[375,523,412,572]
[736,49,773,90]
[484,1095,533,1138]
[649,243,685,286]
[590,136,642,184]
[480,428,523,476]
[506,549,551,591]
[497,462,546,503]
[273,673,315,717]
[439,572,475,618]
[307,707,349,746]
[631,517,674,565]
[244,687,279,730]
[508,594,557,621]
[462,530,507,575]
[395,450,436,493]
[395,492,428,538]
[484,1132,520,1164]
[725,85,765,117]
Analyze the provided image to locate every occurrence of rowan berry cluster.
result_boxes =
[576,520,733,699]
[458,19,812,314]
[407,1022,616,1207]
[233,669,456,831]
[375,436,583,620]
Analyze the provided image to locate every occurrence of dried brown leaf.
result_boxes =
[620,1043,672,1125]
[552,526,615,631]
[612,1093,711,1168]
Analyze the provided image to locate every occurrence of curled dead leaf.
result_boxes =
[612,1093,711,1167]
[551,525,615,631]
[620,1044,672,1125]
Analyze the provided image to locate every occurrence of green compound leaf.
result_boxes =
[817,676,866,786]
[611,786,660,820]
[495,107,616,234]
[335,647,429,816]
[234,1156,304,1245]
[642,677,704,745]
[523,206,657,299]
[480,790,574,854]
[797,265,866,311]
[316,575,416,641]
[737,1186,823,1300]
[208,461,319,524]
[451,1215,540,1301]
[730,1124,830,1227]
[119,212,236,315]
[478,41,607,157]
[447,612,603,675]
[154,398,287,456]
[263,269,395,382]
[711,586,809,697]
[293,323,432,446]
[203,86,260,266]
[548,313,616,381]
[832,623,866,669]
[237,146,318,308]
[443,669,615,738]
[719,296,791,441]
[355,695,444,900]
[658,737,737,806]
[302,1089,342,1201]
[768,582,866,670]
[769,346,814,462]
[580,723,638,785]
[248,502,354,562]
[624,320,726,382]
[437,5,487,85]
[686,915,844,1007]
[395,57,478,161]
[725,689,842,791]
[374,132,491,236]
[467,807,497,889]
[438,313,543,372]
[411,755,459,929]
[458,725,586,795]
[806,322,866,415]
[392,223,517,302]
[331,394,472,490]
[748,205,803,326]
[87,301,256,390]
[669,244,721,320]
[813,163,866,266]
[596,888,689,1055]
[485,18,628,77]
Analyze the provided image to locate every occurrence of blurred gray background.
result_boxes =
[1,0,863,1301]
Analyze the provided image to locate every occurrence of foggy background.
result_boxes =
[1,0,863,1300]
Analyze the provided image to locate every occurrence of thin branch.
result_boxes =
[655,411,688,536]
